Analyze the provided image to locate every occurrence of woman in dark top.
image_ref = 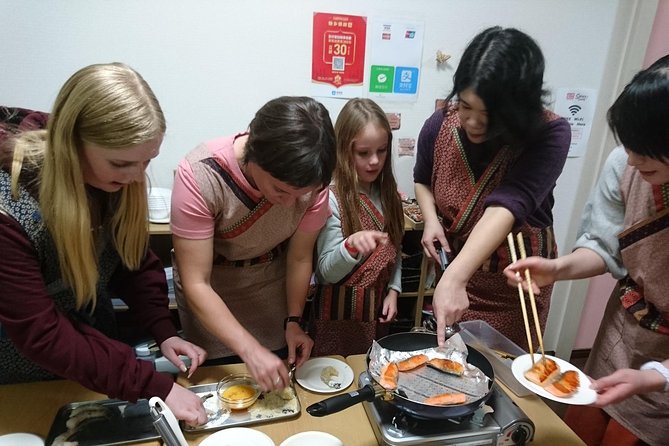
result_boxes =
[0,64,207,425]
[413,26,571,349]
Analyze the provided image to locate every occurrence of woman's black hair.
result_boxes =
[607,54,669,160]
[448,26,548,143]
[244,96,336,188]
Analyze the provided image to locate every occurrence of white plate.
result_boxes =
[200,427,275,446]
[295,357,354,393]
[511,353,597,405]
[0,433,43,446]
[280,431,344,446]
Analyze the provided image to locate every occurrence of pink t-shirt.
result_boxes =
[171,135,329,239]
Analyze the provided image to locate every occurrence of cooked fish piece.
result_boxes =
[378,362,399,390]
[427,358,465,376]
[397,354,428,372]
[424,392,467,406]
[545,370,580,397]
[524,357,560,386]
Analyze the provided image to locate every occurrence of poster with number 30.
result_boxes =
[311,12,367,99]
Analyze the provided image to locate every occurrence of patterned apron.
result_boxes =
[310,189,397,357]
[582,173,669,445]
[431,106,557,350]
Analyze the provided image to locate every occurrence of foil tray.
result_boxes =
[45,383,301,446]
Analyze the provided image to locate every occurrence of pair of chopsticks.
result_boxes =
[507,233,545,365]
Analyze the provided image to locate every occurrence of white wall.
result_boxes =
[0,0,657,356]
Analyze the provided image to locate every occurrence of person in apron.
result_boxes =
[505,55,669,446]
[0,64,208,426]
[311,98,404,357]
[413,26,571,349]
[171,96,336,391]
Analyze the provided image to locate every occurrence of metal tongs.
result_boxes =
[149,397,188,446]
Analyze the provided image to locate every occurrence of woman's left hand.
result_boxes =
[591,368,667,407]
[160,336,208,378]
[285,324,314,368]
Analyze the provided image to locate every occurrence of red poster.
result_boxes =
[312,12,366,88]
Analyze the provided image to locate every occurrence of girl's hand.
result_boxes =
[503,256,558,293]
[346,230,389,257]
[378,289,398,323]
[164,383,208,426]
[591,368,667,407]
[160,336,208,378]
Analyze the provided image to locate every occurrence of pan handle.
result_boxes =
[306,384,377,417]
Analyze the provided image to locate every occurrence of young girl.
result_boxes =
[311,98,404,357]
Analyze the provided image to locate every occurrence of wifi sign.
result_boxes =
[569,104,582,115]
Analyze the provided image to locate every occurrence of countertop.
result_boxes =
[0,355,585,445]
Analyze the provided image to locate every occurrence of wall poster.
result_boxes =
[554,87,598,158]
[311,12,367,99]
[367,18,424,102]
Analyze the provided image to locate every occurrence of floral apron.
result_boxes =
[431,106,558,350]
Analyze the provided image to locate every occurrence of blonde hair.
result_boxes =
[11,63,165,309]
[333,98,403,248]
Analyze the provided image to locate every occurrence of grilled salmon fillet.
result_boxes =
[397,354,429,372]
[378,362,399,390]
[524,357,559,386]
[424,392,467,406]
[545,370,580,397]
[427,358,465,376]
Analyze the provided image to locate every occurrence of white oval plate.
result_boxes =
[280,431,344,446]
[511,353,597,405]
[0,433,43,446]
[199,427,275,446]
[295,357,354,393]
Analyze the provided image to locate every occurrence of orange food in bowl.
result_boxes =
[217,374,261,410]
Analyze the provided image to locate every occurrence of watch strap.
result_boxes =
[284,316,304,330]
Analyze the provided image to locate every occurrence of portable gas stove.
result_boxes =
[359,372,534,446]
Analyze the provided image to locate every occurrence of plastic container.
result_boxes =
[217,374,261,410]
[459,320,532,397]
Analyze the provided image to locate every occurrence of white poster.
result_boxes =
[554,88,598,158]
[367,17,424,102]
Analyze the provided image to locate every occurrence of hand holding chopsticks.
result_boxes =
[507,233,546,364]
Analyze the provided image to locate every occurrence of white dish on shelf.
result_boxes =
[295,357,354,393]
[511,353,597,405]
[280,431,344,446]
[199,427,275,446]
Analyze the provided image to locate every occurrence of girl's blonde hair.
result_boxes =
[11,63,165,309]
[333,98,403,248]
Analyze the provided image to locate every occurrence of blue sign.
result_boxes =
[393,66,419,94]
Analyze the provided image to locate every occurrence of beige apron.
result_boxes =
[175,138,317,359]
[584,169,669,445]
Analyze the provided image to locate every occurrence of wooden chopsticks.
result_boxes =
[507,233,545,364]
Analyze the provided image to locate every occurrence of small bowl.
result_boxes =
[216,373,261,410]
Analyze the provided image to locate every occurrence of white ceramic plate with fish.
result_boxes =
[512,353,597,405]
[295,357,354,393]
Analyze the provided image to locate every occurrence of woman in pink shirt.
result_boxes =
[171,96,336,391]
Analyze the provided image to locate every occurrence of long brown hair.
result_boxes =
[333,98,403,248]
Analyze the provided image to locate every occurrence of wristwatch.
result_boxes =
[640,361,669,392]
[283,316,304,330]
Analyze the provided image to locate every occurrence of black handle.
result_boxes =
[306,384,377,417]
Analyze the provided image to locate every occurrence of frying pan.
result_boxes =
[306,331,494,420]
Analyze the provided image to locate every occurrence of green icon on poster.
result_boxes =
[369,65,394,93]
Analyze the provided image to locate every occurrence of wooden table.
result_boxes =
[0,355,585,445]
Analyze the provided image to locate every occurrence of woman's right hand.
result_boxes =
[420,219,448,263]
[241,344,290,392]
[164,383,207,426]
[503,256,558,293]
[346,230,388,257]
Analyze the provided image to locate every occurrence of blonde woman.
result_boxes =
[0,63,207,425]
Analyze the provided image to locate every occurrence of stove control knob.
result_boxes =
[511,425,531,445]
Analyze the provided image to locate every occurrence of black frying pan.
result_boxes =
[307,331,494,420]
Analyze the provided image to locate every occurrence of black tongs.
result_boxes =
[434,241,449,271]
